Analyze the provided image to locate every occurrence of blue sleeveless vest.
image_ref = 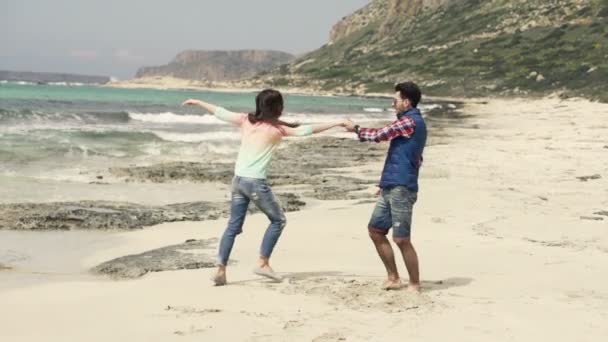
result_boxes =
[378,108,427,192]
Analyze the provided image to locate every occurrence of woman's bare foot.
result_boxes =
[253,265,283,282]
[213,267,227,286]
[254,257,283,282]
[381,279,403,291]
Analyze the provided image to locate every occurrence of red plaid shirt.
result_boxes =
[357,116,416,142]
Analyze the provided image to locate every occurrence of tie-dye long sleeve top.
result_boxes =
[214,107,314,179]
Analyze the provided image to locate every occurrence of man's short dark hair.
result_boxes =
[395,82,422,108]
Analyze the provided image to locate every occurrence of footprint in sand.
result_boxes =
[268,277,435,313]
[283,320,305,330]
[312,331,346,342]
[173,325,210,336]
[164,305,221,317]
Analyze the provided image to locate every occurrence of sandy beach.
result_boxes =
[106,76,392,98]
[107,76,260,93]
[1,96,607,341]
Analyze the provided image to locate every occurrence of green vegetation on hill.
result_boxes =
[254,0,608,101]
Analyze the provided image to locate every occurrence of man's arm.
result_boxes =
[346,116,416,143]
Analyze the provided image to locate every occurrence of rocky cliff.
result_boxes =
[0,70,110,84]
[253,0,608,101]
[135,50,294,82]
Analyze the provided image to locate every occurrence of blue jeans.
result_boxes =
[368,186,417,238]
[217,176,287,266]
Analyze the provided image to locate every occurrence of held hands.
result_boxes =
[342,119,357,132]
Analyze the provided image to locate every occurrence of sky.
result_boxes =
[0,0,370,79]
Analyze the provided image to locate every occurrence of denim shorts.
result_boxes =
[368,186,417,238]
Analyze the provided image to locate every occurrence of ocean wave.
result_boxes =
[79,111,131,124]
[0,129,164,162]
[0,81,93,86]
[128,112,223,125]
[0,108,130,125]
[0,127,242,164]
[0,126,240,144]
[421,104,443,111]
[64,130,162,142]
[151,130,240,142]
[128,111,390,126]
[141,141,238,157]
[47,99,75,105]
[1,108,395,128]
[364,104,447,112]
[47,82,87,86]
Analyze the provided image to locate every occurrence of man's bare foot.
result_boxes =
[381,279,403,291]
[407,283,421,293]
[212,268,227,286]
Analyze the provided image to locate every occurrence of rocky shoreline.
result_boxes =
[0,194,306,231]
[91,238,219,279]
[1,109,462,278]
[109,137,390,200]
[0,101,463,232]
[0,137,383,232]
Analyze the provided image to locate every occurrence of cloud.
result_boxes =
[113,49,146,63]
[69,49,99,58]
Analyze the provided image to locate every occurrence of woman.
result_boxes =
[183,89,347,285]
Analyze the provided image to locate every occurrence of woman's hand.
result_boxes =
[181,99,218,114]
[181,99,202,107]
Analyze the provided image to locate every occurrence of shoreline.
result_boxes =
[105,76,393,99]
[104,77,607,104]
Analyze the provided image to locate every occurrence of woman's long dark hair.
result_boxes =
[248,89,299,128]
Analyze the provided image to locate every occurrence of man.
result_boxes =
[345,81,427,292]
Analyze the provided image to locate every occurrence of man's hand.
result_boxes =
[375,188,381,197]
[343,119,356,132]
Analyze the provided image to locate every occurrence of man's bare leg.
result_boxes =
[394,238,420,292]
[369,229,402,290]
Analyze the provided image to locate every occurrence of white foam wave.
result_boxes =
[49,82,87,86]
[285,113,385,124]
[151,130,240,142]
[129,112,223,125]
[420,104,443,111]
[363,107,385,113]
[156,143,239,157]
[129,111,387,126]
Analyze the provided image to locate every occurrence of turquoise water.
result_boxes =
[0,82,440,179]
[0,82,391,115]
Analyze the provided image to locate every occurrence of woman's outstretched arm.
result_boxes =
[284,120,348,137]
[311,121,349,134]
[182,99,245,125]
